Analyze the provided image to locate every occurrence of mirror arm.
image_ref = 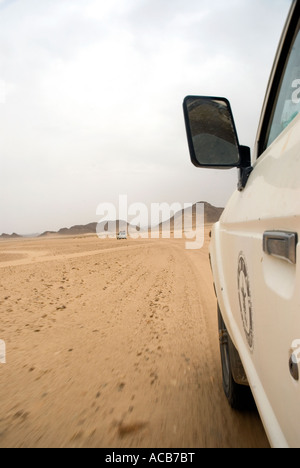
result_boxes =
[237,145,253,191]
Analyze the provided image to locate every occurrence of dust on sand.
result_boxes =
[0,230,269,448]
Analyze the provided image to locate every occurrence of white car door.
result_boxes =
[219,10,300,447]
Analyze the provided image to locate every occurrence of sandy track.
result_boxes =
[0,232,269,448]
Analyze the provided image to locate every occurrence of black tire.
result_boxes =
[218,305,255,410]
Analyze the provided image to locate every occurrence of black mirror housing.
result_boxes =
[183,95,252,189]
[183,95,241,168]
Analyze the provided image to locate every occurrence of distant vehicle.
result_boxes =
[183,0,300,448]
[117,231,127,240]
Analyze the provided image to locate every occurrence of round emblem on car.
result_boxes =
[237,253,254,350]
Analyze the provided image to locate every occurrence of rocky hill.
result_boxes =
[0,233,22,239]
[40,222,98,237]
[39,220,135,237]
[158,201,223,232]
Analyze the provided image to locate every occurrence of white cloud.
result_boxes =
[84,0,137,21]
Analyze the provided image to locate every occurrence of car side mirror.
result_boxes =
[183,96,252,189]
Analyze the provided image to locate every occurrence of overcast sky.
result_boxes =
[0,0,292,234]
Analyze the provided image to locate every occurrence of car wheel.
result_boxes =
[218,305,255,410]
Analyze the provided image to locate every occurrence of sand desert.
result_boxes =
[0,229,269,448]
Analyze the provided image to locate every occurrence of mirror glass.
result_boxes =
[184,96,240,167]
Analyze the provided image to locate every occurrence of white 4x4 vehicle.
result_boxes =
[117,230,127,240]
[184,0,300,448]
